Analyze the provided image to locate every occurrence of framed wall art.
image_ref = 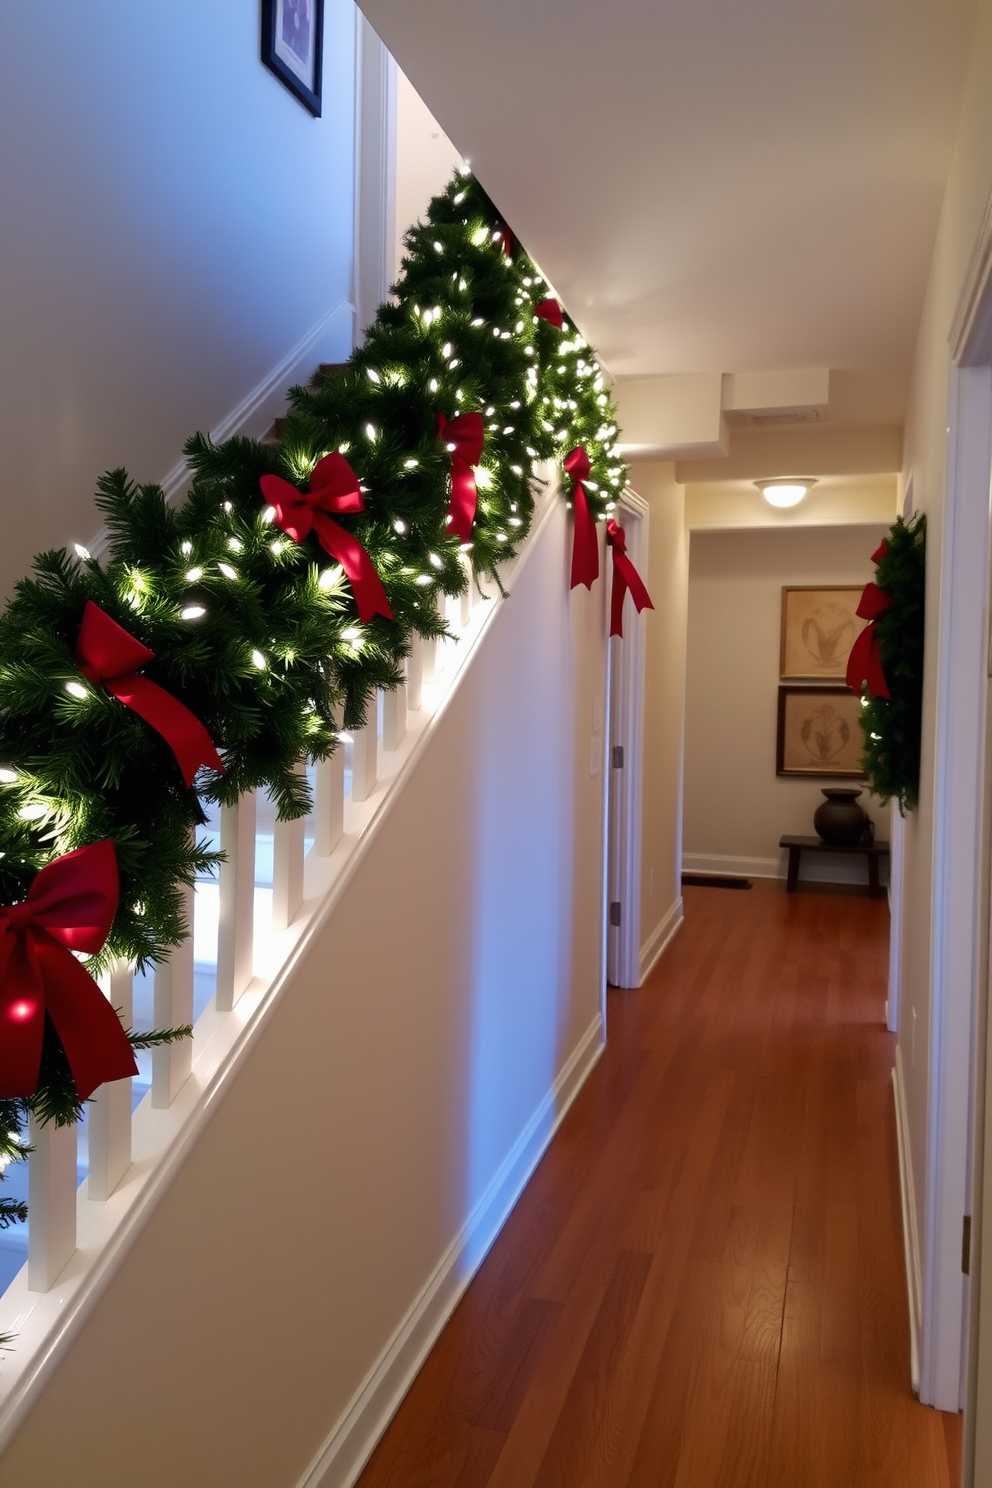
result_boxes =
[780,585,863,681]
[776,687,866,779]
[261,0,324,116]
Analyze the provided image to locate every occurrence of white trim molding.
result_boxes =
[296,1014,606,1488]
[639,897,683,984]
[894,1050,923,1393]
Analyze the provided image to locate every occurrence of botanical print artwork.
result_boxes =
[777,687,866,778]
[780,587,863,680]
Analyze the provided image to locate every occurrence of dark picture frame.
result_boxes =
[776,686,867,779]
[779,585,864,682]
[261,0,324,116]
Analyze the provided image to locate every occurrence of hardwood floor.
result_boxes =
[356,880,962,1487]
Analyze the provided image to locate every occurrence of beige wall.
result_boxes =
[683,525,889,877]
[0,501,607,1488]
[634,463,688,970]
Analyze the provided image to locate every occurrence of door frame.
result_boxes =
[606,488,650,989]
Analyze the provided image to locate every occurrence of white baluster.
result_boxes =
[88,962,134,1202]
[383,681,405,752]
[27,1117,76,1292]
[314,748,345,856]
[152,876,194,1108]
[216,793,256,1011]
[273,765,306,930]
[406,637,424,713]
[460,580,474,629]
[351,718,376,803]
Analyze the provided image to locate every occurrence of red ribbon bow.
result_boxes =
[497,226,513,260]
[438,411,485,545]
[534,298,563,330]
[0,841,137,1100]
[606,521,654,637]
[846,582,893,700]
[565,446,600,590]
[260,454,394,625]
[76,603,224,788]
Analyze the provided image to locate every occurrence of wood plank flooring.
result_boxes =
[356,880,962,1487]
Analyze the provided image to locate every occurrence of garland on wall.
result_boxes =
[0,166,650,1225]
[846,513,926,813]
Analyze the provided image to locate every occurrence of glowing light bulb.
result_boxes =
[471,227,489,246]
[442,343,452,358]
[227,537,243,552]
[471,317,484,327]
[475,468,494,489]
[365,423,378,441]
[251,650,267,670]
[181,540,193,555]
[181,605,206,620]
[453,191,466,205]
[404,458,418,469]
[393,519,407,535]
[18,804,46,822]
[318,566,344,590]
[433,240,444,253]
[429,553,443,569]
[366,367,380,382]
[0,769,17,784]
[341,626,363,642]
[336,731,354,744]
[429,378,438,393]
[261,506,276,524]
[74,544,91,560]
[415,574,433,586]
[64,681,88,699]
[218,563,237,580]
[185,567,203,582]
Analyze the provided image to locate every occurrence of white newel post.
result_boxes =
[88,961,134,1201]
[152,875,194,1108]
[27,1117,76,1292]
[350,716,377,803]
[273,764,306,930]
[314,749,345,856]
[216,792,256,1011]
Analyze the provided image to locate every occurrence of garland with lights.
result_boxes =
[0,167,629,1170]
[848,514,926,813]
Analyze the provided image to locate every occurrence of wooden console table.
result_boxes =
[779,834,890,899]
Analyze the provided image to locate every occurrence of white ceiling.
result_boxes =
[360,0,977,429]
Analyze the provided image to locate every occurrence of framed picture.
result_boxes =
[261,0,324,116]
[780,586,864,681]
[776,687,866,779]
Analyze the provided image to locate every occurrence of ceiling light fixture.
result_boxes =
[755,478,817,508]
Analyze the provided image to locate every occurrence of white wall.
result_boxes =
[683,524,890,879]
[393,71,463,284]
[0,0,358,600]
[0,501,607,1488]
[634,463,688,973]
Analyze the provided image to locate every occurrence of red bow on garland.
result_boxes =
[846,541,893,700]
[0,841,137,1100]
[606,521,654,637]
[496,226,513,260]
[534,298,564,330]
[565,446,600,590]
[76,602,224,788]
[438,411,485,545]
[260,454,394,625]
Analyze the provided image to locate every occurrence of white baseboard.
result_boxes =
[893,1050,922,1392]
[682,850,890,889]
[297,1012,606,1488]
[89,298,354,555]
[639,897,683,984]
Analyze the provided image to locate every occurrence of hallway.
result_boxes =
[357,880,961,1487]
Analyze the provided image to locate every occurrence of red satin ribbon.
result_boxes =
[0,841,138,1100]
[535,298,563,330]
[566,446,599,590]
[846,582,893,700]
[872,540,889,563]
[260,453,394,625]
[438,412,485,545]
[76,603,224,788]
[606,521,654,638]
[497,226,513,260]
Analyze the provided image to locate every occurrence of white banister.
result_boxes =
[27,1118,76,1292]
[273,766,306,930]
[406,638,423,713]
[88,962,134,1202]
[382,682,405,751]
[152,876,194,1108]
[314,749,345,856]
[216,793,256,1011]
[351,717,376,803]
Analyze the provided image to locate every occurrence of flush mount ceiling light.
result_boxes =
[755,478,817,508]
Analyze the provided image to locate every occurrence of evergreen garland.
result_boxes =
[0,165,627,1165]
[858,513,926,812]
